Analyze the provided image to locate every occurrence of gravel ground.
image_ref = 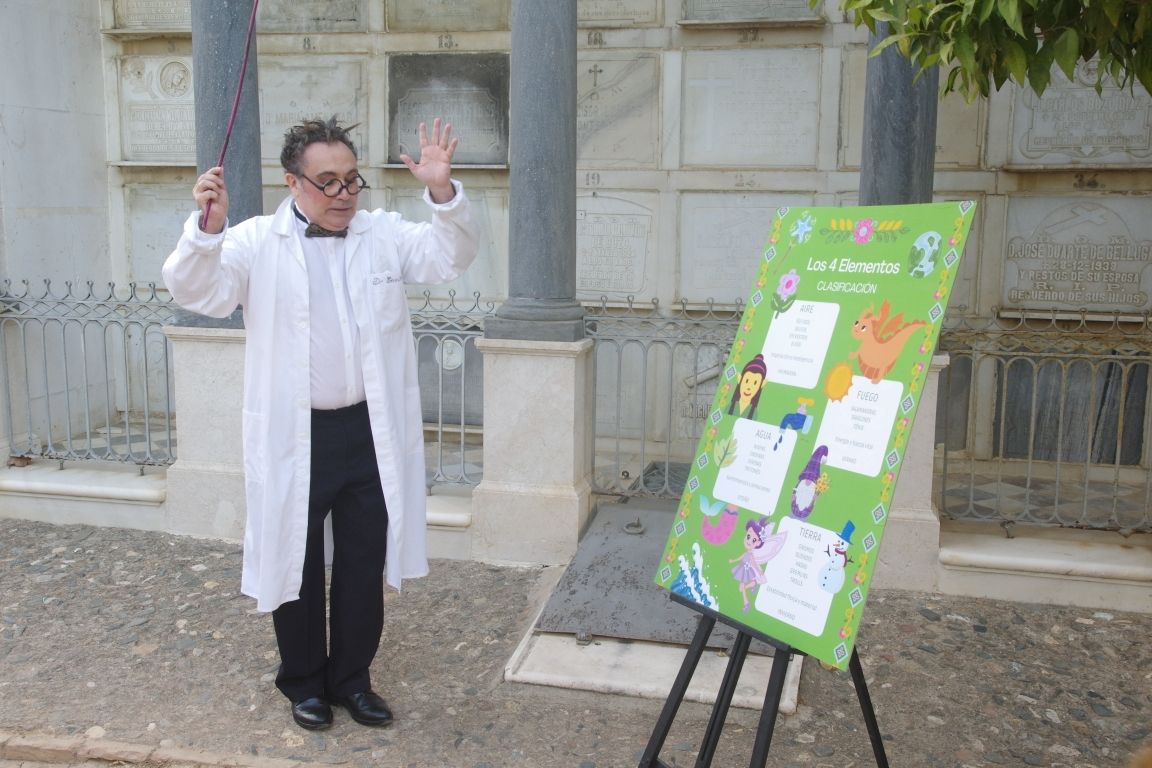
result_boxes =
[1,518,1149,767]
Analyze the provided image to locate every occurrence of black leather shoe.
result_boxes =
[335,691,394,726]
[291,696,333,730]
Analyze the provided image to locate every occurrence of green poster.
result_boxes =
[654,201,977,669]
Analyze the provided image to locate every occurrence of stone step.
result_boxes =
[937,520,1152,613]
[0,459,167,531]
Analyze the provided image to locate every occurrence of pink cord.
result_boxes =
[201,0,261,231]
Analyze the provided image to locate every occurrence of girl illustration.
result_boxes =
[729,517,788,613]
[727,354,767,419]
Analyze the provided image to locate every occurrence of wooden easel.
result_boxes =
[638,593,889,768]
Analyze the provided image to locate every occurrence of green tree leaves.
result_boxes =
[828,0,1152,100]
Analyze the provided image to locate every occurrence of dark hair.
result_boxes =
[280,116,359,175]
[727,353,767,418]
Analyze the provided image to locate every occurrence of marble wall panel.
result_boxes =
[578,0,660,25]
[113,0,191,30]
[126,184,192,283]
[682,0,822,24]
[682,49,820,168]
[839,47,983,169]
[259,57,367,161]
[678,192,814,302]
[258,0,367,33]
[386,0,508,32]
[118,56,195,163]
[577,53,659,167]
[1003,196,1152,316]
[576,192,658,300]
[1009,62,1152,167]
[389,54,509,166]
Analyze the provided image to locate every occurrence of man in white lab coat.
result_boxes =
[163,117,478,730]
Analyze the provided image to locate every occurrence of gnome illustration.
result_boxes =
[789,445,828,520]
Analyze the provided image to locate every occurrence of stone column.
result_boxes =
[859,28,944,586]
[471,338,595,564]
[873,355,948,590]
[484,0,583,343]
[471,0,594,564]
[162,327,247,540]
[858,23,940,206]
[163,0,261,539]
[182,0,262,329]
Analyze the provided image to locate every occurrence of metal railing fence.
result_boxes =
[936,312,1151,533]
[585,297,743,497]
[0,279,176,466]
[0,280,492,486]
[5,277,1149,532]
[411,290,494,487]
[586,299,1151,533]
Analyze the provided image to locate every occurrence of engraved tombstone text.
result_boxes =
[120,56,195,163]
[1011,61,1152,167]
[389,54,510,166]
[1003,198,1152,316]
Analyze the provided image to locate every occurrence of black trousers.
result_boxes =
[272,401,388,702]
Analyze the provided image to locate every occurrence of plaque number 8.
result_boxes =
[302,36,313,51]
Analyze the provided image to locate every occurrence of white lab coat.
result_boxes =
[162,182,478,611]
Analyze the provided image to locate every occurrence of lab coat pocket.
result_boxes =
[367,271,409,333]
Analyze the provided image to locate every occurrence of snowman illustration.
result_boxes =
[818,521,855,594]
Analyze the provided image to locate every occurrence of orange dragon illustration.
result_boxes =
[849,300,926,384]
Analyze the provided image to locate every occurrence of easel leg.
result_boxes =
[747,647,793,768]
[693,631,752,768]
[637,614,716,768]
[849,647,890,768]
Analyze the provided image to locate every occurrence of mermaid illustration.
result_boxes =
[729,517,788,613]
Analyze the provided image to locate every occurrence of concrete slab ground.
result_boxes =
[1,518,1150,767]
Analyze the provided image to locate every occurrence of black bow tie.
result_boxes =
[304,222,348,238]
[293,203,347,238]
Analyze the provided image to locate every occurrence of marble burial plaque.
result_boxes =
[392,186,507,301]
[1003,197,1152,316]
[682,49,820,167]
[679,192,814,302]
[259,58,366,161]
[1010,61,1152,167]
[578,0,660,25]
[127,184,194,283]
[683,0,822,23]
[387,0,508,32]
[119,56,195,163]
[840,47,982,169]
[258,0,366,33]
[578,53,659,167]
[577,193,658,299]
[114,0,191,30]
[389,54,509,166]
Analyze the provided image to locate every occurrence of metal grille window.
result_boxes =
[937,314,1151,532]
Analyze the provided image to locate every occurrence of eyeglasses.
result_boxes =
[297,172,369,198]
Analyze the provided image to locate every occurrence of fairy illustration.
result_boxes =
[729,517,788,613]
